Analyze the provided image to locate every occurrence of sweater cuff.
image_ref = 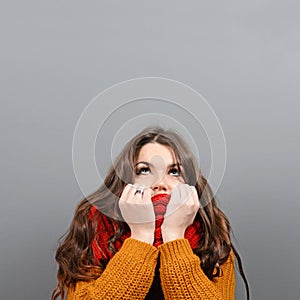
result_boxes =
[119,237,159,261]
[158,238,195,261]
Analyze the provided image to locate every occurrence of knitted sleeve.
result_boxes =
[67,238,159,300]
[158,239,236,300]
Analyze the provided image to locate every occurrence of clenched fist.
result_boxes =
[161,183,200,243]
[119,184,155,244]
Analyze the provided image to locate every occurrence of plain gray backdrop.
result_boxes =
[1,1,299,299]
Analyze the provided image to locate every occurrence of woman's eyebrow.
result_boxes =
[134,161,182,167]
[135,161,152,167]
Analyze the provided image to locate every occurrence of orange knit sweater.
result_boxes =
[67,238,235,300]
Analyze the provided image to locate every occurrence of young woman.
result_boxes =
[51,126,249,299]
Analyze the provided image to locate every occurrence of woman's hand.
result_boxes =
[119,184,155,244]
[161,183,200,243]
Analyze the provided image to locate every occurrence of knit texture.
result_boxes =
[67,238,235,300]
[158,239,236,299]
[68,194,235,299]
[67,238,159,300]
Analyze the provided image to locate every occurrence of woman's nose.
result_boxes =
[152,174,169,193]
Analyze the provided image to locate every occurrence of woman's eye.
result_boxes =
[169,168,180,176]
[136,167,150,175]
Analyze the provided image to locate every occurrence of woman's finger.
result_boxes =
[192,186,200,209]
[131,184,145,201]
[141,187,151,203]
[120,184,133,202]
[181,184,190,204]
[128,184,140,199]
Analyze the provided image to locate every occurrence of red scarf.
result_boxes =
[88,193,202,264]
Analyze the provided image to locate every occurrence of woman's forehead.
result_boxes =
[136,143,177,166]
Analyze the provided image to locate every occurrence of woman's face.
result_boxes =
[133,142,185,196]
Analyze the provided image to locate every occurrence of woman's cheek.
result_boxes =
[170,177,184,188]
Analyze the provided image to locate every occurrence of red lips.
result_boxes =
[151,193,170,202]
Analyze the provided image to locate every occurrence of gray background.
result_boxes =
[1,1,299,299]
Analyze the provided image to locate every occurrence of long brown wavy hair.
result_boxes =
[51,126,249,300]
